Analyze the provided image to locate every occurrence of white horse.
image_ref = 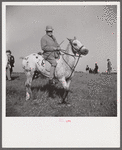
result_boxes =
[21,37,89,103]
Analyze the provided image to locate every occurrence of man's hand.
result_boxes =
[53,47,61,51]
[53,47,57,51]
[38,52,43,55]
[57,47,61,51]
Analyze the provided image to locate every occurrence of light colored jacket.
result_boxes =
[41,34,59,58]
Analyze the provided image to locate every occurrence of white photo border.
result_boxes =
[2,1,120,148]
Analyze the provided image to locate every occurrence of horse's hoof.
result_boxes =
[64,102,71,106]
[63,101,71,106]
[58,101,71,106]
[67,103,71,107]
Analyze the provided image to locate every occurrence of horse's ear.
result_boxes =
[74,36,76,40]
[67,38,72,42]
[67,38,70,41]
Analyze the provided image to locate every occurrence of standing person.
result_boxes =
[6,50,11,80]
[6,50,15,80]
[89,68,92,74]
[94,63,98,74]
[9,51,15,76]
[107,59,112,74]
[86,65,89,73]
[41,25,61,85]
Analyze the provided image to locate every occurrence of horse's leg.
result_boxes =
[64,79,71,103]
[25,70,34,100]
[62,90,69,104]
[60,78,71,104]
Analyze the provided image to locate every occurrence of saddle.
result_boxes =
[40,58,51,72]
[38,51,60,68]
[36,55,51,73]
[34,52,60,79]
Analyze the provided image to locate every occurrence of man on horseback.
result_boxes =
[41,25,61,85]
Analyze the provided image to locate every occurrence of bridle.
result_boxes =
[41,39,84,80]
[70,41,84,56]
[60,41,84,57]
[61,40,84,80]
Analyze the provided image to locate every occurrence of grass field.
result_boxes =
[6,72,117,116]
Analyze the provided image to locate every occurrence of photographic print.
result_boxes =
[2,1,120,148]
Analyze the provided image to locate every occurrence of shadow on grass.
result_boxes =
[11,75,19,80]
[6,105,21,116]
[32,83,65,99]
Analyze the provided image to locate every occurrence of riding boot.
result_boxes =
[49,66,56,85]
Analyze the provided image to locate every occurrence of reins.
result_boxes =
[62,41,82,80]
[62,53,81,80]
[59,49,83,57]
[41,40,83,80]
[68,55,81,80]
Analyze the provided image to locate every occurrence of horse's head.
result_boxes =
[67,37,89,56]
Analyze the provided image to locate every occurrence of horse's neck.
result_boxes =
[65,43,74,56]
[63,43,77,68]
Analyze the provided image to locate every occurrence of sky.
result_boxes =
[5,3,118,73]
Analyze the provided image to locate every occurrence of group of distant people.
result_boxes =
[86,59,112,74]
[86,63,99,74]
[6,50,15,81]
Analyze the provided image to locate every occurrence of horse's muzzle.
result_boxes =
[80,47,89,55]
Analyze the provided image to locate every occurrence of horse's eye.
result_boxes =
[73,43,77,46]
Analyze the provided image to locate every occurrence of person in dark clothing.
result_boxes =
[107,59,112,74]
[86,65,89,72]
[94,63,98,74]
[89,68,93,74]
[6,50,15,79]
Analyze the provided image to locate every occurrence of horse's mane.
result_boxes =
[62,42,72,62]
[65,43,71,53]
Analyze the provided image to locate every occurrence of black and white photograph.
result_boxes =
[2,1,120,148]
